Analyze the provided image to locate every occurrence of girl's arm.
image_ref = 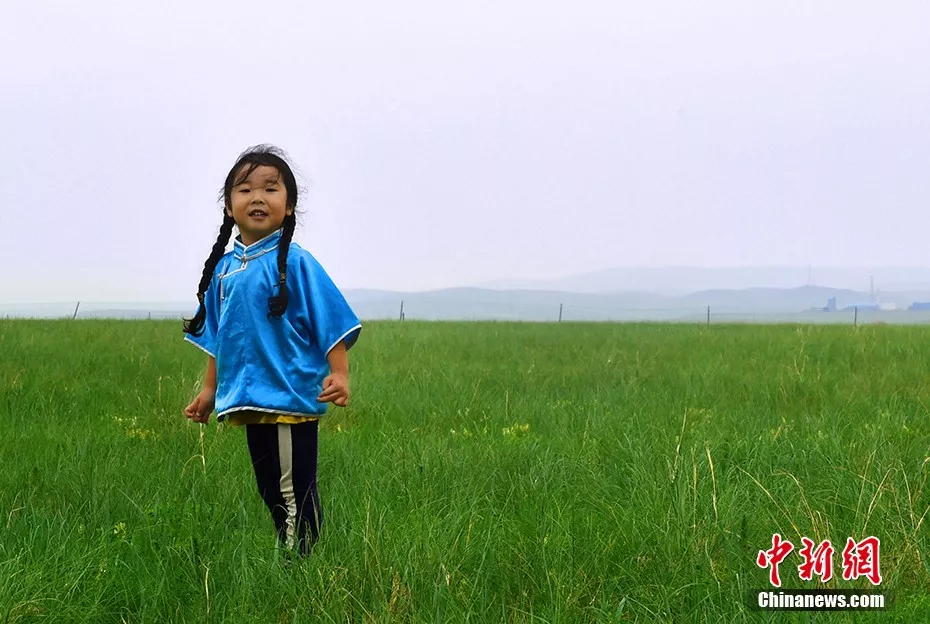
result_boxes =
[184,356,217,423]
[318,342,350,407]
[204,356,217,391]
[326,341,349,377]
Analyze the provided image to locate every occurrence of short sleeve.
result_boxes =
[298,252,362,355]
[184,270,220,358]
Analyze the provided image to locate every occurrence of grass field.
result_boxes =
[2,319,930,622]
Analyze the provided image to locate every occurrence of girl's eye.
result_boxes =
[266,188,277,192]
[238,188,250,194]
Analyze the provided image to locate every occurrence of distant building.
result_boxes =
[909,302,930,311]
[810,296,838,312]
[842,302,880,311]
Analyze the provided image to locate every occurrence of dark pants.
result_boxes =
[245,421,322,555]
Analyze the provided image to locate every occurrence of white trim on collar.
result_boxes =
[233,228,283,253]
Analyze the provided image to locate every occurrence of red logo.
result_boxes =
[757,533,795,587]
[758,534,881,587]
[842,537,882,585]
[798,537,834,582]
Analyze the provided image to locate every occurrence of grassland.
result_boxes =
[1,319,930,622]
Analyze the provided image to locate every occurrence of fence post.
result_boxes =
[399,300,405,321]
[706,305,710,326]
[559,303,563,323]
[854,307,858,327]
[72,302,81,320]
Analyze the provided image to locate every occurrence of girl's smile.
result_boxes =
[227,164,293,245]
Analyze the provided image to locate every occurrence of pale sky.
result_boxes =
[2,0,928,303]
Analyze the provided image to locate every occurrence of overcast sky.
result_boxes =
[2,0,928,303]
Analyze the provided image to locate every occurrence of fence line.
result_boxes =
[3,301,930,325]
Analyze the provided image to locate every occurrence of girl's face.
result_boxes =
[226,165,293,246]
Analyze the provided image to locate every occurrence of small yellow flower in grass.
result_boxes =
[685,407,714,424]
[336,423,343,433]
[113,521,127,540]
[127,428,157,440]
[502,423,530,437]
[113,415,138,427]
[115,414,158,440]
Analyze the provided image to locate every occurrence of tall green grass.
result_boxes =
[1,320,929,622]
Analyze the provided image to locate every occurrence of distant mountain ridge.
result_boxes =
[339,285,929,321]
[476,266,930,294]
[4,266,930,322]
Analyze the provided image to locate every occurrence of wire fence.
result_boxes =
[3,300,930,325]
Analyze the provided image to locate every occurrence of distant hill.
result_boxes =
[343,287,676,321]
[342,285,930,321]
[476,266,930,295]
[4,273,930,323]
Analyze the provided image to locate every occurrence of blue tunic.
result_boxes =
[184,229,362,421]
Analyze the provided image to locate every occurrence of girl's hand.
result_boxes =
[184,387,216,424]
[318,373,350,407]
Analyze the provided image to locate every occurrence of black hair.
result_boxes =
[183,144,300,336]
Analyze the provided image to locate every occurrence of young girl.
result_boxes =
[182,144,361,556]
